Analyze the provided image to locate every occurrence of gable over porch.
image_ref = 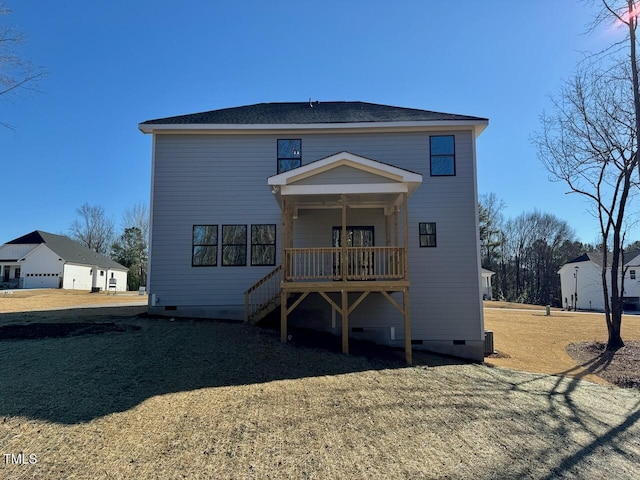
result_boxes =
[249,151,422,363]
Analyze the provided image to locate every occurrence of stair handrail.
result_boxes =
[244,265,282,322]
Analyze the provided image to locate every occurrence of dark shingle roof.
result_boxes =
[567,250,640,268]
[140,101,487,126]
[7,231,127,271]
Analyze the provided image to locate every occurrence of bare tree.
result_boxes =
[69,204,115,256]
[479,192,505,270]
[0,3,47,129]
[534,60,639,350]
[122,202,149,240]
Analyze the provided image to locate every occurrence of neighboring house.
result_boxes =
[0,231,128,291]
[558,251,640,311]
[481,268,495,300]
[139,101,489,362]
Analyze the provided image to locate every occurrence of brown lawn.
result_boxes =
[483,301,640,385]
[0,291,639,479]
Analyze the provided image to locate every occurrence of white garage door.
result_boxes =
[23,273,60,289]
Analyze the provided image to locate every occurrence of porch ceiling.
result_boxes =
[268,151,422,214]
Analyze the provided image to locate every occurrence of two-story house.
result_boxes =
[559,251,640,311]
[139,101,489,362]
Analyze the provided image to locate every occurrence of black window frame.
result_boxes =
[631,269,636,280]
[192,225,218,267]
[251,224,277,266]
[419,222,437,247]
[222,224,248,267]
[430,135,456,176]
[277,139,302,174]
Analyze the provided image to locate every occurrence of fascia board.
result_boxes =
[139,119,488,136]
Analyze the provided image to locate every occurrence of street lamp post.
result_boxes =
[574,266,579,311]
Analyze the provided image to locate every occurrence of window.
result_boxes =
[419,222,437,247]
[251,224,276,266]
[192,225,218,266]
[277,139,301,173]
[15,268,20,279]
[631,269,637,280]
[430,135,455,176]
[222,225,247,266]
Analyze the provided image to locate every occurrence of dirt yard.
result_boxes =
[0,291,639,479]
[483,302,640,386]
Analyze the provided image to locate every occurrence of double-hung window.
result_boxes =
[251,225,276,266]
[277,139,302,173]
[430,135,455,176]
[192,225,218,266]
[222,225,247,266]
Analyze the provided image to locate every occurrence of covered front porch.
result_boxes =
[246,152,422,364]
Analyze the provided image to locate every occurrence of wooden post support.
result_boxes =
[404,288,412,365]
[341,289,349,354]
[280,290,287,343]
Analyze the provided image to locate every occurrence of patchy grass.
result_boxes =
[1,305,640,479]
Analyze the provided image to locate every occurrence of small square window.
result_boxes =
[277,139,302,173]
[430,135,455,176]
[192,225,218,266]
[419,222,437,247]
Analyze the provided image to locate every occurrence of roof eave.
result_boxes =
[138,119,489,136]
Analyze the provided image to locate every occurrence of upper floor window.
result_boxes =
[192,225,218,266]
[277,139,301,173]
[631,269,637,280]
[430,135,455,176]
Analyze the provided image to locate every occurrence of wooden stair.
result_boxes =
[244,265,282,324]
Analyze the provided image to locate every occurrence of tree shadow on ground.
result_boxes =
[0,307,461,425]
[490,344,640,479]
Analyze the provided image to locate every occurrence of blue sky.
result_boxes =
[1,0,637,245]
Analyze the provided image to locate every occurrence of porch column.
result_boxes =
[394,205,399,247]
[402,192,412,365]
[341,194,347,281]
[403,192,409,280]
[281,198,288,343]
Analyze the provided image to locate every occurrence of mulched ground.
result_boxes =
[566,341,640,389]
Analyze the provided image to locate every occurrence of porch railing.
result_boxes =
[284,246,405,281]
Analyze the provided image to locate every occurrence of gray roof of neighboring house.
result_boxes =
[566,250,640,268]
[6,230,127,271]
[140,101,488,126]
